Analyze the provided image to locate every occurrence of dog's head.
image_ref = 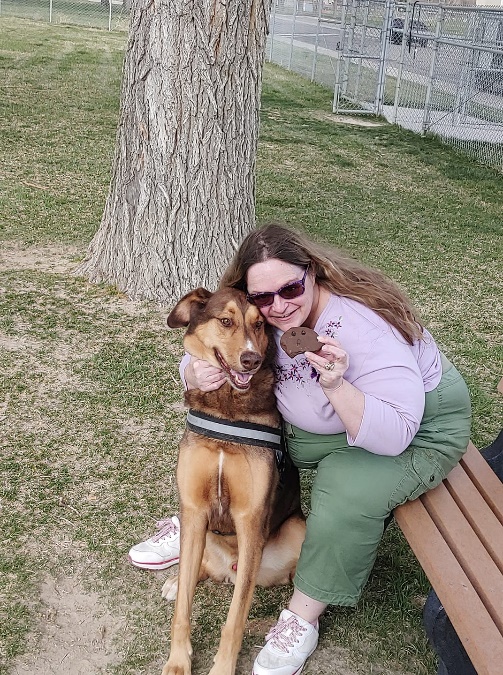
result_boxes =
[167,287,271,392]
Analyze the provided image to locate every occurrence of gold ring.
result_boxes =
[324,362,335,371]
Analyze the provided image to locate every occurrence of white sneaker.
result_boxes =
[252,609,319,675]
[128,515,180,570]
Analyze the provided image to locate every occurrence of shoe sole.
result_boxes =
[252,639,317,675]
[128,555,179,571]
[252,666,306,675]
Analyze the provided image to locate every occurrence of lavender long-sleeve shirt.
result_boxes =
[179,294,442,457]
[273,295,442,456]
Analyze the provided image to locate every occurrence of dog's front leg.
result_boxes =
[161,507,207,675]
[208,512,266,675]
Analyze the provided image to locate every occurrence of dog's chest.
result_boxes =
[179,406,282,534]
[190,444,277,534]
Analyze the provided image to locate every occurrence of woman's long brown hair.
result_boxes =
[220,223,423,345]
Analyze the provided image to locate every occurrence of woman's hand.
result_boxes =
[185,355,227,392]
[305,335,349,392]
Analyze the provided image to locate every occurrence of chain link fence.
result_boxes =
[267,0,503,173]
[0,0,130,30]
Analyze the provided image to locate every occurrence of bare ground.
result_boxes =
[11,575,125,675]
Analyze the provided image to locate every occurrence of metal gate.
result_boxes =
[329,0,503,169]
[334,2,503,130]
[333,0,393,115]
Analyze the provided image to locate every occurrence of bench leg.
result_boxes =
[480,427,503,481]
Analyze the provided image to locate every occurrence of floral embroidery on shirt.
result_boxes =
[324,318,342,334]
[274,317,342,387]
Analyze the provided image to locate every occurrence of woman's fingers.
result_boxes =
[192,359,226,391]
[305,337,349,386]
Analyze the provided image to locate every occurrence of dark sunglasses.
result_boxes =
[246,266,309,308]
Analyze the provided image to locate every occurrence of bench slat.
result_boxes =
[395,498,503,675]
[444,462,503,572]
[421,482,503,634]
[460,442,503,523]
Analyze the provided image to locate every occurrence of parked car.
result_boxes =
[390,18,429,48]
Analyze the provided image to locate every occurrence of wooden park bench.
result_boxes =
[394,377,503,675]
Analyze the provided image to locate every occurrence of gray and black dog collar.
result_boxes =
[186,409,282,451]
[186,409,285,475]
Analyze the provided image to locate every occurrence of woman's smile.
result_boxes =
[246,258,330,332]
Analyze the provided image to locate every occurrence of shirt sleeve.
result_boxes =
[347,334,426,456]
[179,352,191,390]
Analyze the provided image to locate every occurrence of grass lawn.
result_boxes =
[1,15,502,675]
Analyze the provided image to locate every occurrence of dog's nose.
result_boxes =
[240,351,262,371]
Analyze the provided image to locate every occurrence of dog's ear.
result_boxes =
[167,288,213,328]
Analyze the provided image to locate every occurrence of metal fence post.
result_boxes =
[289,1,298,71]
[345,0,357,97]
[375,0,393,116]
[391,1,413,124]
[333,0,349,112]
[269,0,278,62]
[311,0,323,82]
[422,5,444,135]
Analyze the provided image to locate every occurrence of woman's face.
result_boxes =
[246,259,317,331]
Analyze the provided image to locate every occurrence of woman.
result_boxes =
[129,223,472,675]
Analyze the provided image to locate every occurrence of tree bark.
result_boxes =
[77,0,271,303]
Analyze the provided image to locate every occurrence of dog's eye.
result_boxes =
[220,318,232,327]
[255,321,264,330]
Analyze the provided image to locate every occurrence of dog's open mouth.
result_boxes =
[215,350,256,391]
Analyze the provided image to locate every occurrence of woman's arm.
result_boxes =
[306,335,425,456]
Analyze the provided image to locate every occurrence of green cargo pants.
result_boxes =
[284,357,471,606]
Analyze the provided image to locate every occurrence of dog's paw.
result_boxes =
[161,575,179,602]
[161,659,191,675]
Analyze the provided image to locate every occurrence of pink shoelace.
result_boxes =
[265,616,306,653]
[151,517,179,543]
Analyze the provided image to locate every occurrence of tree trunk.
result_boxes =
[77,0,272,303]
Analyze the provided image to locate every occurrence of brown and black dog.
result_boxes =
[161,287,306,675]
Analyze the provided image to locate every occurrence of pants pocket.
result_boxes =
[391,448,445,507]
[409,450,445,499]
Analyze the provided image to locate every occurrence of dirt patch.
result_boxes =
[12,575,124,675]
[310,111,386,127]
[0,334,43,354]
[0,243,83,274]
[333,115,386,127]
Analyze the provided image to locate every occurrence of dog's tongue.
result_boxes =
[231,370,253,385]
